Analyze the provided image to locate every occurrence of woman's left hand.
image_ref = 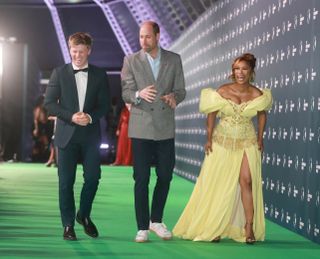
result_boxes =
[257,138,264,152]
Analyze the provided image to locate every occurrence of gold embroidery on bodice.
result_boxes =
[212,101,257,150]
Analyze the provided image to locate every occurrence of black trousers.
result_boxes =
[57,128,101,227]
[131,138,175,230]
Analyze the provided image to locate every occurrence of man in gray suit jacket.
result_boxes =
[44,32,110,241]
[121,21,186,242]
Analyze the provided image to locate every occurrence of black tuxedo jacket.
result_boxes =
[44,63,110,148]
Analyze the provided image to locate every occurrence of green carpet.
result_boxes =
[0,163,319,258]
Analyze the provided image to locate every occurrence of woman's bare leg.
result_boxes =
[239,152,255,243]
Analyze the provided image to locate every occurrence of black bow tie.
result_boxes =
[73,68,88,74]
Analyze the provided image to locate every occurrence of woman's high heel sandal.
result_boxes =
[245,222,256,245]
[211,236,221,243]
[45,160,54,167]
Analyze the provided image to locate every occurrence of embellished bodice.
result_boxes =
[199,88,273,150]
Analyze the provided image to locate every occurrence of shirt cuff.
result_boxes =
[87,114,93,124]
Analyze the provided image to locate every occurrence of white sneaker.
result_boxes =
[135,230,149,243]
[149,222,172,240]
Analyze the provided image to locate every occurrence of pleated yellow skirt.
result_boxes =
[173,143,265,242]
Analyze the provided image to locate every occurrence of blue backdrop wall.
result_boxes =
[171,0,320,244]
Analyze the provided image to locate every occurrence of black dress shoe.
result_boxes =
[63,226,77,241]
[76,212,99,238]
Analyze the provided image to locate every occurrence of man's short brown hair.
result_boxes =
[68,32,92,48]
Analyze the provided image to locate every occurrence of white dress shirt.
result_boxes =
[145,47,161,80]
[72,63,88,112]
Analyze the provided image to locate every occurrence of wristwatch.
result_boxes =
[135,91,141,104]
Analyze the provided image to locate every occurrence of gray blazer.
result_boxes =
[121,48,186,140]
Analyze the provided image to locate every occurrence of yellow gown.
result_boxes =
[173,88,272,242]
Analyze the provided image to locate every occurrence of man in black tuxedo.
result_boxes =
[44,32,110,241]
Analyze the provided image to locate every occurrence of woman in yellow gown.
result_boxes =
[173,53,272,244]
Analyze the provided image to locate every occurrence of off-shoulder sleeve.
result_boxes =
[245,89,273,115]
[256,89,273,111]
[199,88,226,114]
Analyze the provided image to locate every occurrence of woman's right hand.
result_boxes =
[205,141,213,155]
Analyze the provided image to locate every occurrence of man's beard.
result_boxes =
[143,46,152,52]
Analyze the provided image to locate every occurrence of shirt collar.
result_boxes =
[72,63,89,70]
[145,46,161,61]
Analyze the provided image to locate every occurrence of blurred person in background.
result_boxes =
[112,103,132,166]
[32,99,53,162]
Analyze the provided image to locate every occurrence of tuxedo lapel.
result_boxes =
[83,65,94,111]
[67,64,80,111]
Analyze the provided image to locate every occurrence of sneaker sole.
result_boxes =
[135,239,149,243]
[149,229,172,240]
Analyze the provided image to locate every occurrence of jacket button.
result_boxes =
[162,107,165,110]
[150,108,154,111]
